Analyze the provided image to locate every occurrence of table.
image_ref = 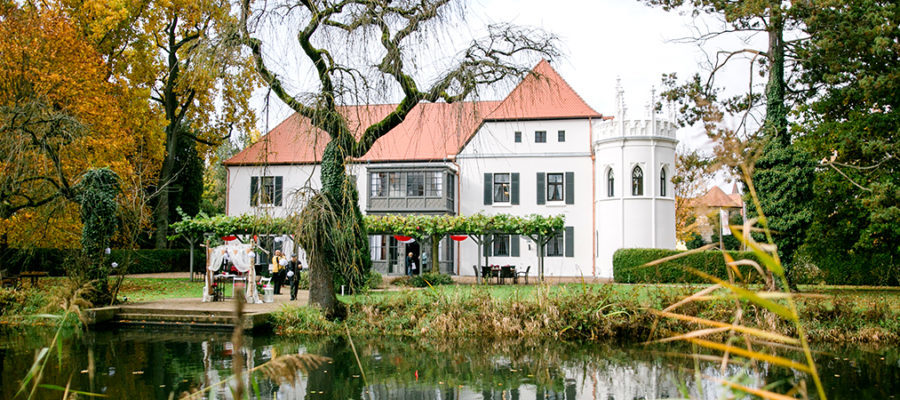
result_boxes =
[19,271,48,287]
[213,274,234,301]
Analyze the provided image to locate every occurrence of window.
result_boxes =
[546,231,564,257]
[607,169,615,197]
[426,171,443,197]
[251,176,282,206]
[370,172,388,197]
[388,172,402,197]
[514,131,522,143]
[660,168,667,197]
[535,130,547,143]
[632,166,644,196]
[558,130,566,142]
[493,173,510,203]
[447,173,455,209]
[547,173,564,201]
[369,235,387,260]
[492,234,510,256]
[406,172,424,197]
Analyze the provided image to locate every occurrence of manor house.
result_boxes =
[223,60,677,279]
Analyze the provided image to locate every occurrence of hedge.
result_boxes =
[613,248,763,284]
[0,248,206,276]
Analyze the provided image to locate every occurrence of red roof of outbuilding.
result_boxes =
[225,60,599,166]
[694,186,743,209]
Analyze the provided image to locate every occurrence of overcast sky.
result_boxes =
[249,0,765,162]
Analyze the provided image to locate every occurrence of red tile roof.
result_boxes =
[225,60,599,166]
[694,186,743,209]
[486,59,602,121]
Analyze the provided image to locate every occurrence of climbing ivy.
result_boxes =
[77,168,120,257]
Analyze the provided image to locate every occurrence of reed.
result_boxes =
[645,171,828,399]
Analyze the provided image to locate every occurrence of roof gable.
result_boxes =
[486,59,601,121]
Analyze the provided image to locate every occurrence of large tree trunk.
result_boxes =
[765,9,788,146]
[153,125,178,249]
[302,142,346,318]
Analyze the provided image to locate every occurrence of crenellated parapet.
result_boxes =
[593,118,678,143]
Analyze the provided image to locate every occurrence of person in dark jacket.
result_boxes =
[406,252,419,276]
[287,255,301,301]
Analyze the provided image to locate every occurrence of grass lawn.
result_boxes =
[33,277,208,303]
[343,282,900,309]
[27,276,900,310]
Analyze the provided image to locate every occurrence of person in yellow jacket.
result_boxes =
[271,250,287,295]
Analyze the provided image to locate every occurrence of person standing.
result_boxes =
[405,252,418,276]
[287,255,301,301]
[271,250,286,295]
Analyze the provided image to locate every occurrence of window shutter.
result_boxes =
[274,176,283,206]
[483,235,492,257]
[565,226,574,257]
[511,173,520,205]
[536,172,545,205]
[250,176,259,206]
[483,173,493,205]
[511,235,520,256]
[565,172,575,204]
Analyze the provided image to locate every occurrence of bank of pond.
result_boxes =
[1,326,898,400]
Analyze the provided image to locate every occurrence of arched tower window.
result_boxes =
[607,169,614,197]
[632,166,643,196]
[660,167,667,197]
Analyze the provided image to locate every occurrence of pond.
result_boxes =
[1,327,897,399]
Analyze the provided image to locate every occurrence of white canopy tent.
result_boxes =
[204,242,260,303]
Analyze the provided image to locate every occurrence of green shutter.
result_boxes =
[536,172,545,205]
[565,172,574,204]
[565,226,574,257]
[483,173,492,205]
[274,176,283,206]
[511,173,520,205]
[250,176,259,206]
[483,235,492,257]
[511,234,520,256]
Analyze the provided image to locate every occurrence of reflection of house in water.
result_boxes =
[692,184,744,242]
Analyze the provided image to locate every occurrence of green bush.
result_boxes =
[613,248,763,284]
[401,273,454,287]
[0,248,205,276]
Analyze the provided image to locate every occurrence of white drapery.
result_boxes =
[204,243,260,303]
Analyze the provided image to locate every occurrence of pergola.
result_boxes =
[171,212,565,283]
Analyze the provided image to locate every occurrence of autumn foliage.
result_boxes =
[0,4,145,248]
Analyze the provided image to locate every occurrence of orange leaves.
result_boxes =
[0,5,140,247]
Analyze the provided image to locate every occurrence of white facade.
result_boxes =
[455,119,595,278]
[224,65,677,279]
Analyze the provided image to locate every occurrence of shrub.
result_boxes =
[401,273,454,288]
[613,248,763,284]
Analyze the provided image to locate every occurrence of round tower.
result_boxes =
[593,82,677,278]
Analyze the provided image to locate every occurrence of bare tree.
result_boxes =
[239,0,558,316]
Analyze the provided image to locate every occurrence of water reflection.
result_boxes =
[0,327,897,399]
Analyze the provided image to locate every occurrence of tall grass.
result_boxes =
[646,174,828,399]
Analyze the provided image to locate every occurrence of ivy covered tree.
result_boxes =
[75,168,121,304]
[646,0,815,288]
[795,0,900,285]
[239,0,558,317]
